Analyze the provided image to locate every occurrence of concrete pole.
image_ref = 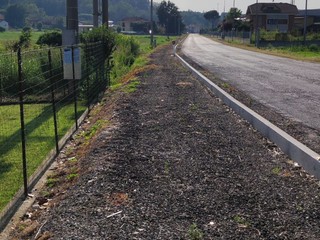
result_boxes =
[303,0,308,45]
[102,0,109,27]
[93,0,99,27]
[150,0,154,47]
[66,0,79,44]
[255,0,259,47]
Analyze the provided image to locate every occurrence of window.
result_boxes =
[267,19,288,25]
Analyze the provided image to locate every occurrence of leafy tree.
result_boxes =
[204,10,219,30]
[0,0,9,8]
[181,11,208,27]
[221,8,242,31]
[34,0,65,16]
[37,22,43,31]
[5,4,27,28]
[226,8,242,21]
[24,3,46,27]
[157,1,184,35]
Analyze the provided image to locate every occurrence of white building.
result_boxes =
[0,20,9,31]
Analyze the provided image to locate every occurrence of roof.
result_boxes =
[246,3,298,15]
[121,17,148,22]
[297,9,320,17]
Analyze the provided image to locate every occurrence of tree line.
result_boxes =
[0,0,151,29]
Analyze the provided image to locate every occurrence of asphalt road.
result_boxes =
[181,34,320,130]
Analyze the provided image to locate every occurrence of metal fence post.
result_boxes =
[71,46,78,130]
[48,49,59,154]
[85,44,90,106]
[17,48,28,198]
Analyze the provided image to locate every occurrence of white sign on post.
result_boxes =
[63,47,82,80]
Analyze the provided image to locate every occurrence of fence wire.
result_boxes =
[0,42,110,218]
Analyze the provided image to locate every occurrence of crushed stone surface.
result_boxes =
[8,45,320,240]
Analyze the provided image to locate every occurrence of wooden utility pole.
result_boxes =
[102,0,109,27]
[93,0,99,27]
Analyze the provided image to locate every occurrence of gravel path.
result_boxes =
[8,45,320,239]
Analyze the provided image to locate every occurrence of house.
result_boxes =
[0,14,8,31]
[119,17,149,34]
[246,3,298,33]
[294,9,320,32]
[0,20,8,31]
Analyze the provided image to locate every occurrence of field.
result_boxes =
[0,30,44,51]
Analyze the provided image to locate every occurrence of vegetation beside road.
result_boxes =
[206,34,320,63]
[0,28,177,213]
[0,30,44,51]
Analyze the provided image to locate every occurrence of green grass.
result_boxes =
[110,34,177,87]
[132,35,176,67]
[124,79,140,93]
[0,30,45,51]
[262,46,320,62]
[210,36,320,62]
[0,102,86,211]
[188,223,204,240]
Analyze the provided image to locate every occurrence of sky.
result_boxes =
[155,0,320,14]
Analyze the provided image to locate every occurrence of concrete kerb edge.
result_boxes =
[175,52,320,179]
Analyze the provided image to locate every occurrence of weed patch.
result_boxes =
[188,223,203,240]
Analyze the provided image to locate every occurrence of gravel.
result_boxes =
[8,45,320,240]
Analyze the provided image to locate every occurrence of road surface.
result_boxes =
[181,34,320,130]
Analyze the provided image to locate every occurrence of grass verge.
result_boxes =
[206,35,320,63]
[0,103,86,211]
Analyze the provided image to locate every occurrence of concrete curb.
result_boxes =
[175,53,320,179]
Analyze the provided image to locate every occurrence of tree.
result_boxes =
[157,1,184,35]
[221,8,242,32]
[5,4,27,28]
[0,0,9,8]
[37,22,43,31]
[226,8,242,22]
[204,10,219,30]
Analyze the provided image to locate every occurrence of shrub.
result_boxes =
[37,31,62,46]
[80,25,116,60]
[275,33,290,41]
[0,27,5,32]
[110,34,140,82]
[308,44,319,52]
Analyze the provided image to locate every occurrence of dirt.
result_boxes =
[5,45,320,240]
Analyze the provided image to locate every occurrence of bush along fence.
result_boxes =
[0,41,111,230]
[207,30,320,47]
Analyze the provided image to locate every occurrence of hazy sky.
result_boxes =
[155,0,320,14]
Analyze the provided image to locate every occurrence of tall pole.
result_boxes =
[102,0,109,27]
[303,0,308,44]
[150,0,154,47]
[255,0,258,47]
[66,0,79,44]
[233,0,235,8]
[93,0,99,28]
